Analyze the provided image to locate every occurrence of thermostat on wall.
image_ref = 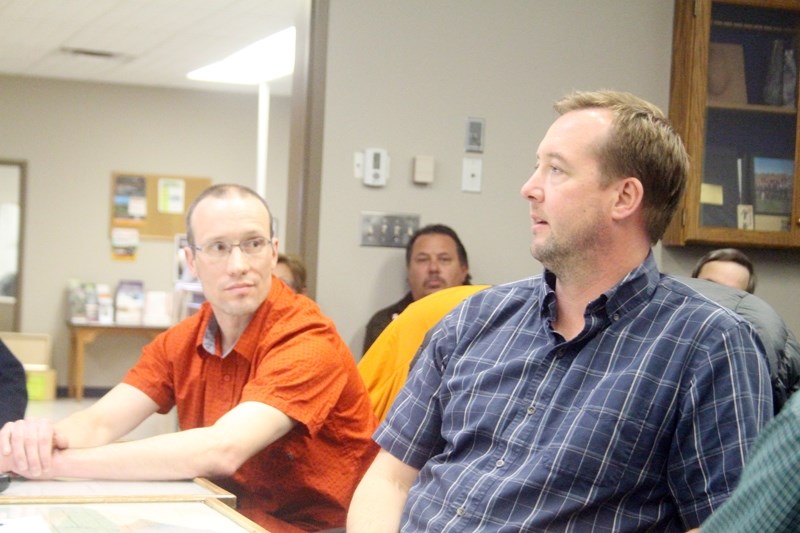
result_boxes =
[363,148,389,187]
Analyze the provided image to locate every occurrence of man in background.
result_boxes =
[680,275,800,413]
[363,224,470,354]
[1,184,377,533]
[275,253,308,295]
[691,247,756,293]
[689,248,798,412]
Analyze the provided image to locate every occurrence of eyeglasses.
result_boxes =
[194,237,271,259]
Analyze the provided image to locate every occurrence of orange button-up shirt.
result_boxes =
[124,279,378,532]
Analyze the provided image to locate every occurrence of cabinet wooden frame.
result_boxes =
[663,0,800,248]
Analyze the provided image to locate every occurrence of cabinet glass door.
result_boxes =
[701,3,798,234]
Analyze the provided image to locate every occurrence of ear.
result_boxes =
[459,262,469,282]
[270,238,279,268]
[610,177,644,221]
[184,246,199,277]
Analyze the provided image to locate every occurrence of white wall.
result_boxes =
[317,0,678,354]
[0,75,291,387]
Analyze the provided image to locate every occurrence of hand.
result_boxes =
[0,419,68,478]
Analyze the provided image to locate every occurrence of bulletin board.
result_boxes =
[110,172,211,240]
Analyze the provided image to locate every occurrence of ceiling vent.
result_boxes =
[59,47,130,62]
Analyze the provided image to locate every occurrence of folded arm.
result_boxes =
[1,383,157,476]
[347,449,420,533]
[2,383,295,480]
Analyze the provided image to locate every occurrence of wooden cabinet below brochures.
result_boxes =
[663,0,800,248]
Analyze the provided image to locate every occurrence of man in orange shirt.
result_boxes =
[0,184,378,532]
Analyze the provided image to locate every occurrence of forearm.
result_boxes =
[348,479,408,532]
[54,410,129,449]
[56,384,160,449]
[49,426,238,480]
[347,450,419,533]
[42,401,294,481]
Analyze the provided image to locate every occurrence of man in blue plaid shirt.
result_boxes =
[348,90,772,532]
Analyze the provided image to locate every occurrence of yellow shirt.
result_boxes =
[358,285,490,422]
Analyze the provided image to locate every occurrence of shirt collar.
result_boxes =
[603,251,659,319]
[196,279,291,360]
[539,251,659,322]
[200,313,234,358]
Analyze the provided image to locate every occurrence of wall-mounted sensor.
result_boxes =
[413,155,435,184]
[363,148,389,187]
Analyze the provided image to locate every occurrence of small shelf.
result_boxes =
[712,19,799,35]
[707,101,797,115]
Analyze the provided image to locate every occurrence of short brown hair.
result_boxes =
[185,184,273,247]
[277,253,308,292]
[554,90,689,244]
[691,248,757,293]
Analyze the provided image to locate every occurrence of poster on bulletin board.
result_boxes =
[110,172,211,242]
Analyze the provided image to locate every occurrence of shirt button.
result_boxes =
[223,375,232,382]
[456,507,466,517]
[495,459,505,468]
[612,312,621,321]
[527,405,536,415]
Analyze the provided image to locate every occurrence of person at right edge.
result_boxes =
[347,90,772,532]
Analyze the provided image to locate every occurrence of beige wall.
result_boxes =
[318,0,682,354]
[3,0,799,388]
[0,75,291,387]
[317,0,799,355]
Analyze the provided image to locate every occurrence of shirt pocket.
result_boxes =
[540,406,655,492]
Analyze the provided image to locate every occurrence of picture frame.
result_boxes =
[0,498,262,532]
[0,477,235,507]
[752,157,793,216]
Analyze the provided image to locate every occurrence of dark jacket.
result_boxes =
[0,339,27,425]
[363,292,415,355]
[679,276,800,414]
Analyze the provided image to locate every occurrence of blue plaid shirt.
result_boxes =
[375,254,772,532]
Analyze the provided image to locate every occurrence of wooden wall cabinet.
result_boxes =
[663,0,800,248]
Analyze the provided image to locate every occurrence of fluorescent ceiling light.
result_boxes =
[187,27,295,85]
